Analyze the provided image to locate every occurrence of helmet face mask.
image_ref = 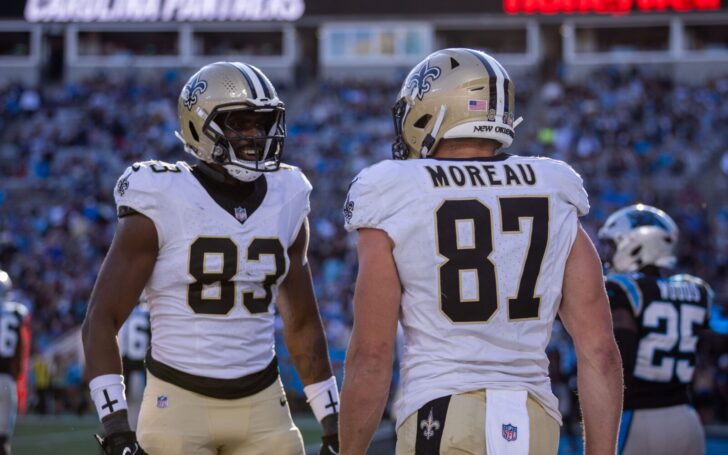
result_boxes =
[0,269,12,301]
[176,62,285,182]
[391,48,519,160]
[391,98,409,160]
[598,204,679,273]
[204,106,285,175]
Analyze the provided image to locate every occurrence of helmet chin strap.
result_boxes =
[223,164,262,182]
[222,142,262,182]
[420,104,448,158]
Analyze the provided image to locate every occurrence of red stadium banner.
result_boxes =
[3,0,725,21]
[504,0,722,15]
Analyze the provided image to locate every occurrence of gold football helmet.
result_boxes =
[175,61,285,182]
[392,48,521,160]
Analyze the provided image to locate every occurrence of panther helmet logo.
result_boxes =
[406,60,441,101]
[182,74,208,111]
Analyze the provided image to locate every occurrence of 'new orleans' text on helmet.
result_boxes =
[175,62,285,182]
[598,204,679,273]
[391,48,522,160]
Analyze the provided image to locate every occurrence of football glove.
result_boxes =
[94,431,148,455]
[320,433,339,455]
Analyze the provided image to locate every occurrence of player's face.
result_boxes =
[217,110,273,161]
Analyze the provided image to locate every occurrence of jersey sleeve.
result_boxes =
[605,274,642,316]
[672,274,714,330]
[343,165,389,232]
[553,160,590,217]
[696,278,713,330]
[114,163,161,218]
[113,162,172,246]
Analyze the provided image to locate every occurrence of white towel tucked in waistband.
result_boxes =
[486,389,530,455]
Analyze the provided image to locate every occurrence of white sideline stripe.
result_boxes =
[13,428,91,444]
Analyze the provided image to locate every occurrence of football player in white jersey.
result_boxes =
[82,62,339,455]
[339,48,623,455]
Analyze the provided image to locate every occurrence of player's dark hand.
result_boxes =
[94,431,148,455]
[320,433,339,455]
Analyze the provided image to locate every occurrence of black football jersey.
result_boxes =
[606,272,712,410]
[119,305,151,374]
[0,301,29,375]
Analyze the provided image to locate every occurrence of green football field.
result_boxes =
[12,414,325,455]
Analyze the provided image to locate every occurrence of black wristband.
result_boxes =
[321,434,339,446]
[320,413,339,437]
[101,410,132,436]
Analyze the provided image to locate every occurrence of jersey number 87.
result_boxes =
[435,197,549,323]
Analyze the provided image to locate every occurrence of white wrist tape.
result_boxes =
[304,376,339,422]
[89,374,128,421]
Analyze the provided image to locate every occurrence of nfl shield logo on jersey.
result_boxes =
[234,206,248,223]
[502,423,517,442]
[156,395,168,409]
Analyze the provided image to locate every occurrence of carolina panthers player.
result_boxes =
[82,62,339,455]
[0,270,30,455]
[599,204,711,455]
[117,296,150,431]
[340,48,623,455]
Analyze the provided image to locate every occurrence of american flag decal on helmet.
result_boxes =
[468,99,488,111]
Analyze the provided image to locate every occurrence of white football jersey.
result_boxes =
[114,160,311,379]
[344,154,589,427]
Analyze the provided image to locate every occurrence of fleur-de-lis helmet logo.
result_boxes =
[182,74,208,111]
[406,60,442,101]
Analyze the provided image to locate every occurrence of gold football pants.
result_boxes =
[137,373,304,455]
[396,389,559,455]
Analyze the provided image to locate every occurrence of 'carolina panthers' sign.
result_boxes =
[182,74,208,111]
[25,0,306,22]
[406,60,441,101]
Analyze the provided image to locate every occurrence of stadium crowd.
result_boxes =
[1,66,727,430]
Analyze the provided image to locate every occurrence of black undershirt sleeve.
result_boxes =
[605,280,633,312]
[117,205,140,218]
[614,328,638,389]
[606,280,639,389]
